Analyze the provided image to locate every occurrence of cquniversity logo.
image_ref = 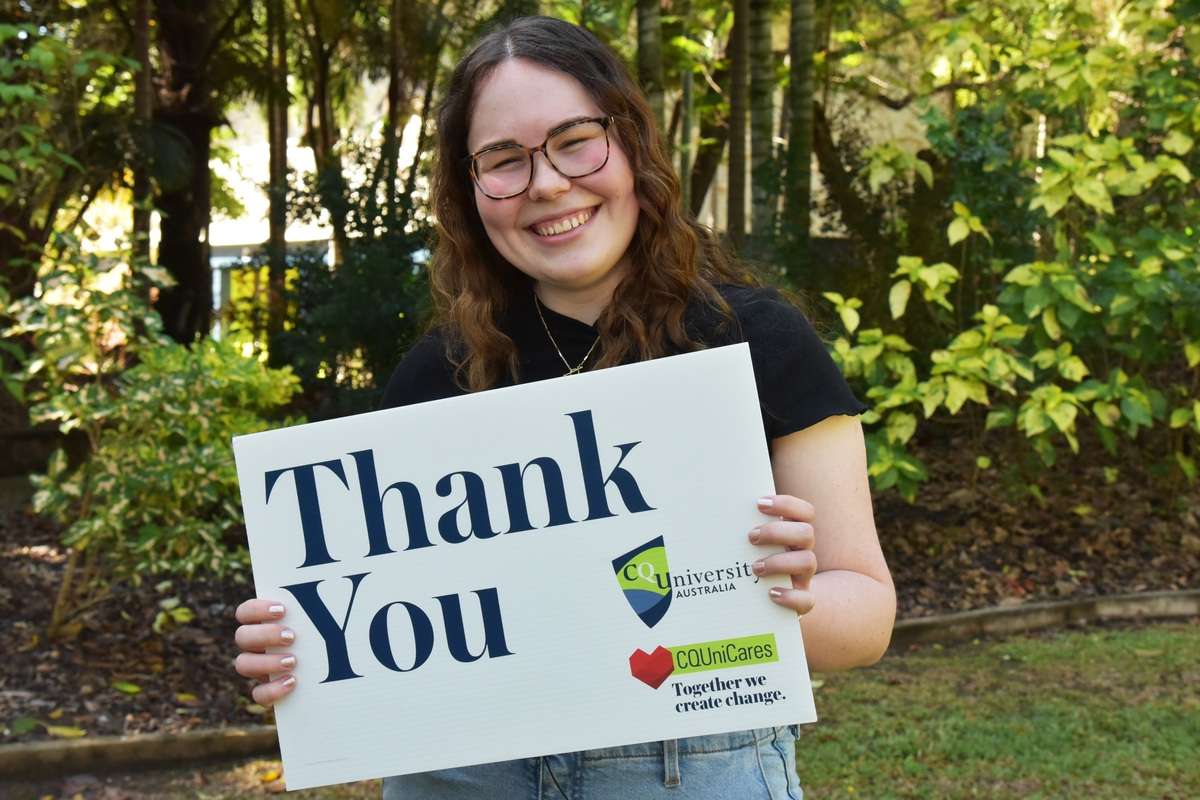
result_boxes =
[613,536,672,628]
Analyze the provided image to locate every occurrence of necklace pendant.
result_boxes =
[534,291,599,378]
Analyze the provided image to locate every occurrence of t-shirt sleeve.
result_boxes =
[733,288,868,440]
[378,330,462,410]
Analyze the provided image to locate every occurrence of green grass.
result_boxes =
[800,623,1200,799]
[6,623,1196,799]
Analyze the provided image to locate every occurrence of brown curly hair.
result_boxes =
[429,15,757,391]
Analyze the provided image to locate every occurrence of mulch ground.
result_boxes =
[2,435,1198,745]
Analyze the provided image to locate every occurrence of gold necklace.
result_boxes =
[534,292,601,376]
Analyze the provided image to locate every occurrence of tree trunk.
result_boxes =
[401,0,452,206]
[688,27,735,218]
[0,222,36,301]
[384,0,406,229]
[666,94,682,154]
[636,0,665,131]
[300,2,350,265]
[266,0,288,348]
[679,68,693,213]
[784,0,814,282]
[154,109,213,342]
[811,99,888,260]
[727,0,749,247]
[404,51,440,202]
[154,0,220,342]
[132,0,152,261]
[749,0,774,239]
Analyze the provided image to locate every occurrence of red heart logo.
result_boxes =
[629,646,675,689]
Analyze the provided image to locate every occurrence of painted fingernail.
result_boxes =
[281,675,296,688]
[280,629,295,642]
[769,587,785,599]
[748,527,762,543]
[280,655,296,668]
[269,604,285,617]
[753,559,766,574]
[757,497,774,508]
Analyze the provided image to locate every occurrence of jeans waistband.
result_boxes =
[579,726,794,762]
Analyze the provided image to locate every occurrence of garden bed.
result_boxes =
[1,436,1197,744]
[4,622,1196,798]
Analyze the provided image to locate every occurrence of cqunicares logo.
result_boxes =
[613,535,672,628]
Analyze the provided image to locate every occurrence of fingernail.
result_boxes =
[748,527,762,543]
[280,629,295,642]
[753,560,766,574]
[757,497,774,508]
[280,655,296,668]
[769,587,785,599]
[269,604,285,617]
[281,675,296,688]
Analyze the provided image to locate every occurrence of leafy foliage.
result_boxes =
[814,0,1200,499]
[226,141,431,420]
[0,16,138,297]
[30,337,300,578]
[4,235,299,633]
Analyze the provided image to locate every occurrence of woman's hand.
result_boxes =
[750,494,817,615]
[233,598,298,706]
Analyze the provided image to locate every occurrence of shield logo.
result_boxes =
[612,536,672,628]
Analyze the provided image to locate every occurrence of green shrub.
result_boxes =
[32,337,300,578]
[812,0,1200,500]
[5,235,300,635]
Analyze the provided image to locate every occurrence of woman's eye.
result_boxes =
[485,156,523,172]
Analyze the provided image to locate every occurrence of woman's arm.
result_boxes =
[766,414,896,672]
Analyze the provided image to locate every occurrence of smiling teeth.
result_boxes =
[533,208,594,237]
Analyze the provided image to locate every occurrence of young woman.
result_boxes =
[234,15,895,798]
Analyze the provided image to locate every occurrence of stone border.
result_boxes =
[889,588,1199,649]
[0,725,278,782]
[2,589,1197,781]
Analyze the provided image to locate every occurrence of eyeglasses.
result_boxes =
[467,116,614,200]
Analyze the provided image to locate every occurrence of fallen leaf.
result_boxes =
[260,769,281,782]
[45,725,87,739]
[10,717,39,735]
[112,681,142,695]
[175,692,200,706]
[48,708,64,720]
[245,703,268,715]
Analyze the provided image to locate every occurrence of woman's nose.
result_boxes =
[527,150,571,201]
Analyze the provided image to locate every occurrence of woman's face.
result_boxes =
[467,58,640,304]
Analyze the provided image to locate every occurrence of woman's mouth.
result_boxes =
[528,206,599,239]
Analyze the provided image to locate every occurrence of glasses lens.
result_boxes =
[547,121,608,177]
[474,146,530,198]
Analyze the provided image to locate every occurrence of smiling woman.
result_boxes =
[466,60,641,320]
[233,14,895,800]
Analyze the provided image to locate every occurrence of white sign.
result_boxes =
[233,344,817,790]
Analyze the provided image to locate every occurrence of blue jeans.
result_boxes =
[381,727,802,799]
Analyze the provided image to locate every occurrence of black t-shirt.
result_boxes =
[380,284,867,440]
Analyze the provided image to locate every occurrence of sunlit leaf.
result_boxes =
[45,725,87,739]
[1162,130,1193,155]
[889,281,912,320]
[948,217,970,246]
